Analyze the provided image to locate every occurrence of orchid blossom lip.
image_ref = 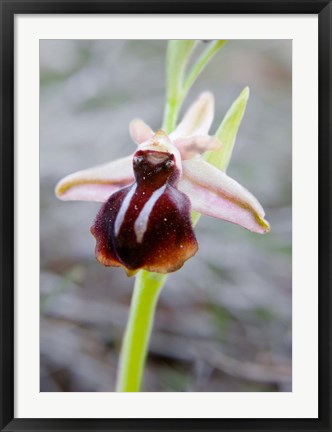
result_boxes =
[55,92,270,274]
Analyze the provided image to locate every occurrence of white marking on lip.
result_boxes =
[114,185,137,237]
[145,152,169,165]
[134,185,167,243]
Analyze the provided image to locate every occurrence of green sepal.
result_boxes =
[204,86,250,172]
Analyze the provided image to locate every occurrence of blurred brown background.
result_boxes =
[40,40,292,392]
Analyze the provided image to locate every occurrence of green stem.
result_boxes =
[116,271,167,392]
[162,98,181,134]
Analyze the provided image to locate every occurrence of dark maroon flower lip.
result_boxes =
[91,147,198,275]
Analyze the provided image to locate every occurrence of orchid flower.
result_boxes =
[56,92,270,275]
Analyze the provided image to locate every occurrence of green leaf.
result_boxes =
[204,86,250,172]
[182,40,227,97]
[163,40,227,133]
[165,40,197,102]
[163,41,197,132]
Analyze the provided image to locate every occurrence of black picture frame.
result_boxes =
[1,1,331,431]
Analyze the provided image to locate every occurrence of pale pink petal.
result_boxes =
[170,92,214,139]
[129,119,154,144]
[55,155,134,202]
[173,135,220,159]
[179,158,270,233]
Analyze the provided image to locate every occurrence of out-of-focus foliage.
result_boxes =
[40,40,292,392]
